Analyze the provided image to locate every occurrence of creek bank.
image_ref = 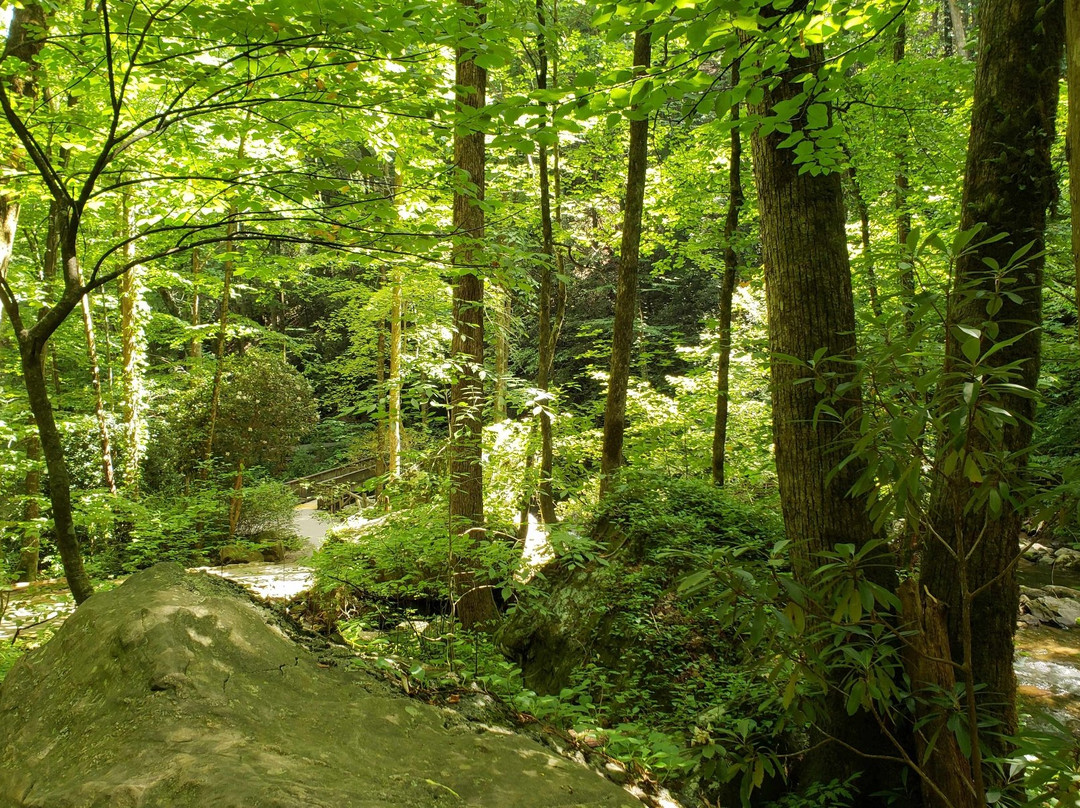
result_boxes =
[0,563,641,808]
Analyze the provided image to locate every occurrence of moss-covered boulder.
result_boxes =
[0,564,640,808]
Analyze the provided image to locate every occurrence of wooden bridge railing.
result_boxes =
[285,458,379,511]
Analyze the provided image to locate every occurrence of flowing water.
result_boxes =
[1015,563,1080,732]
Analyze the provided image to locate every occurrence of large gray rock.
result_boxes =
[1053,548,1080,570]
[0,564,639,808]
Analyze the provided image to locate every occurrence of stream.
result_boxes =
[0,502,335,643]
[1015,561,1080,731]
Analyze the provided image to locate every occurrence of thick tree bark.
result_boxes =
[599,28,651,498]
[898,581,979,808]
[921,0,1064,782]
[711,60,742,487]
[451,0,498,629]
[747,39,900,801]
[1067,0,1080,347]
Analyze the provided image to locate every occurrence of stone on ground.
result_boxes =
[0,564,640,808]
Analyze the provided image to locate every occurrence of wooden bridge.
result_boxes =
[285,458,379,512]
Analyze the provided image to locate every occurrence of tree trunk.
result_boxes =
[202,126,249,477]
[535,0,558,524]
[947,0,970,59]
[189,248,203,359]
[75,240,117,494]
[493,285,510,422]
[895,20,916,336]
[845,149,881,318]
[921,0,1064,784]
[451,0,498,629]
[389,266,403,478]
[711,60,742,487]
[898,581,979,808]
[1067,0,1080,348]
[20,333,95,603]
[0,4,94,603]
[119,190,145,493]
[19,425,41,583]
[747,39,900,801]
[376,266,388,479]
[388,161,403,477]
[201,215,236,478]
[599,28,651,498]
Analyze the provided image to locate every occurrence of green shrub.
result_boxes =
[312,501,518,605]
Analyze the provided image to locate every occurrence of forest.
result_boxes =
[1,0,1079,805]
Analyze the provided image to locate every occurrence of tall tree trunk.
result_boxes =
[119,190,144,493]
[388,162,403,477]
[19,424,41,582]
[921,0,1064,789]
[19,334,95,603]
[895,19,916,336]
[712,60,742,487]
[202,128,248,477]
[535,0,558,524]
[389,267,403,478]
[492,285,510,422]
[201,216,236,478]
[845,149,882,318]
[78,241,117,494]
[947,0,971,59]
[451,0,498,629]
[0,3,94,603]
[376,267,388,479]
[1067,0,1080,347]
[599,28,651,498]
[189,248,203,359]
[747,38,901,801]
